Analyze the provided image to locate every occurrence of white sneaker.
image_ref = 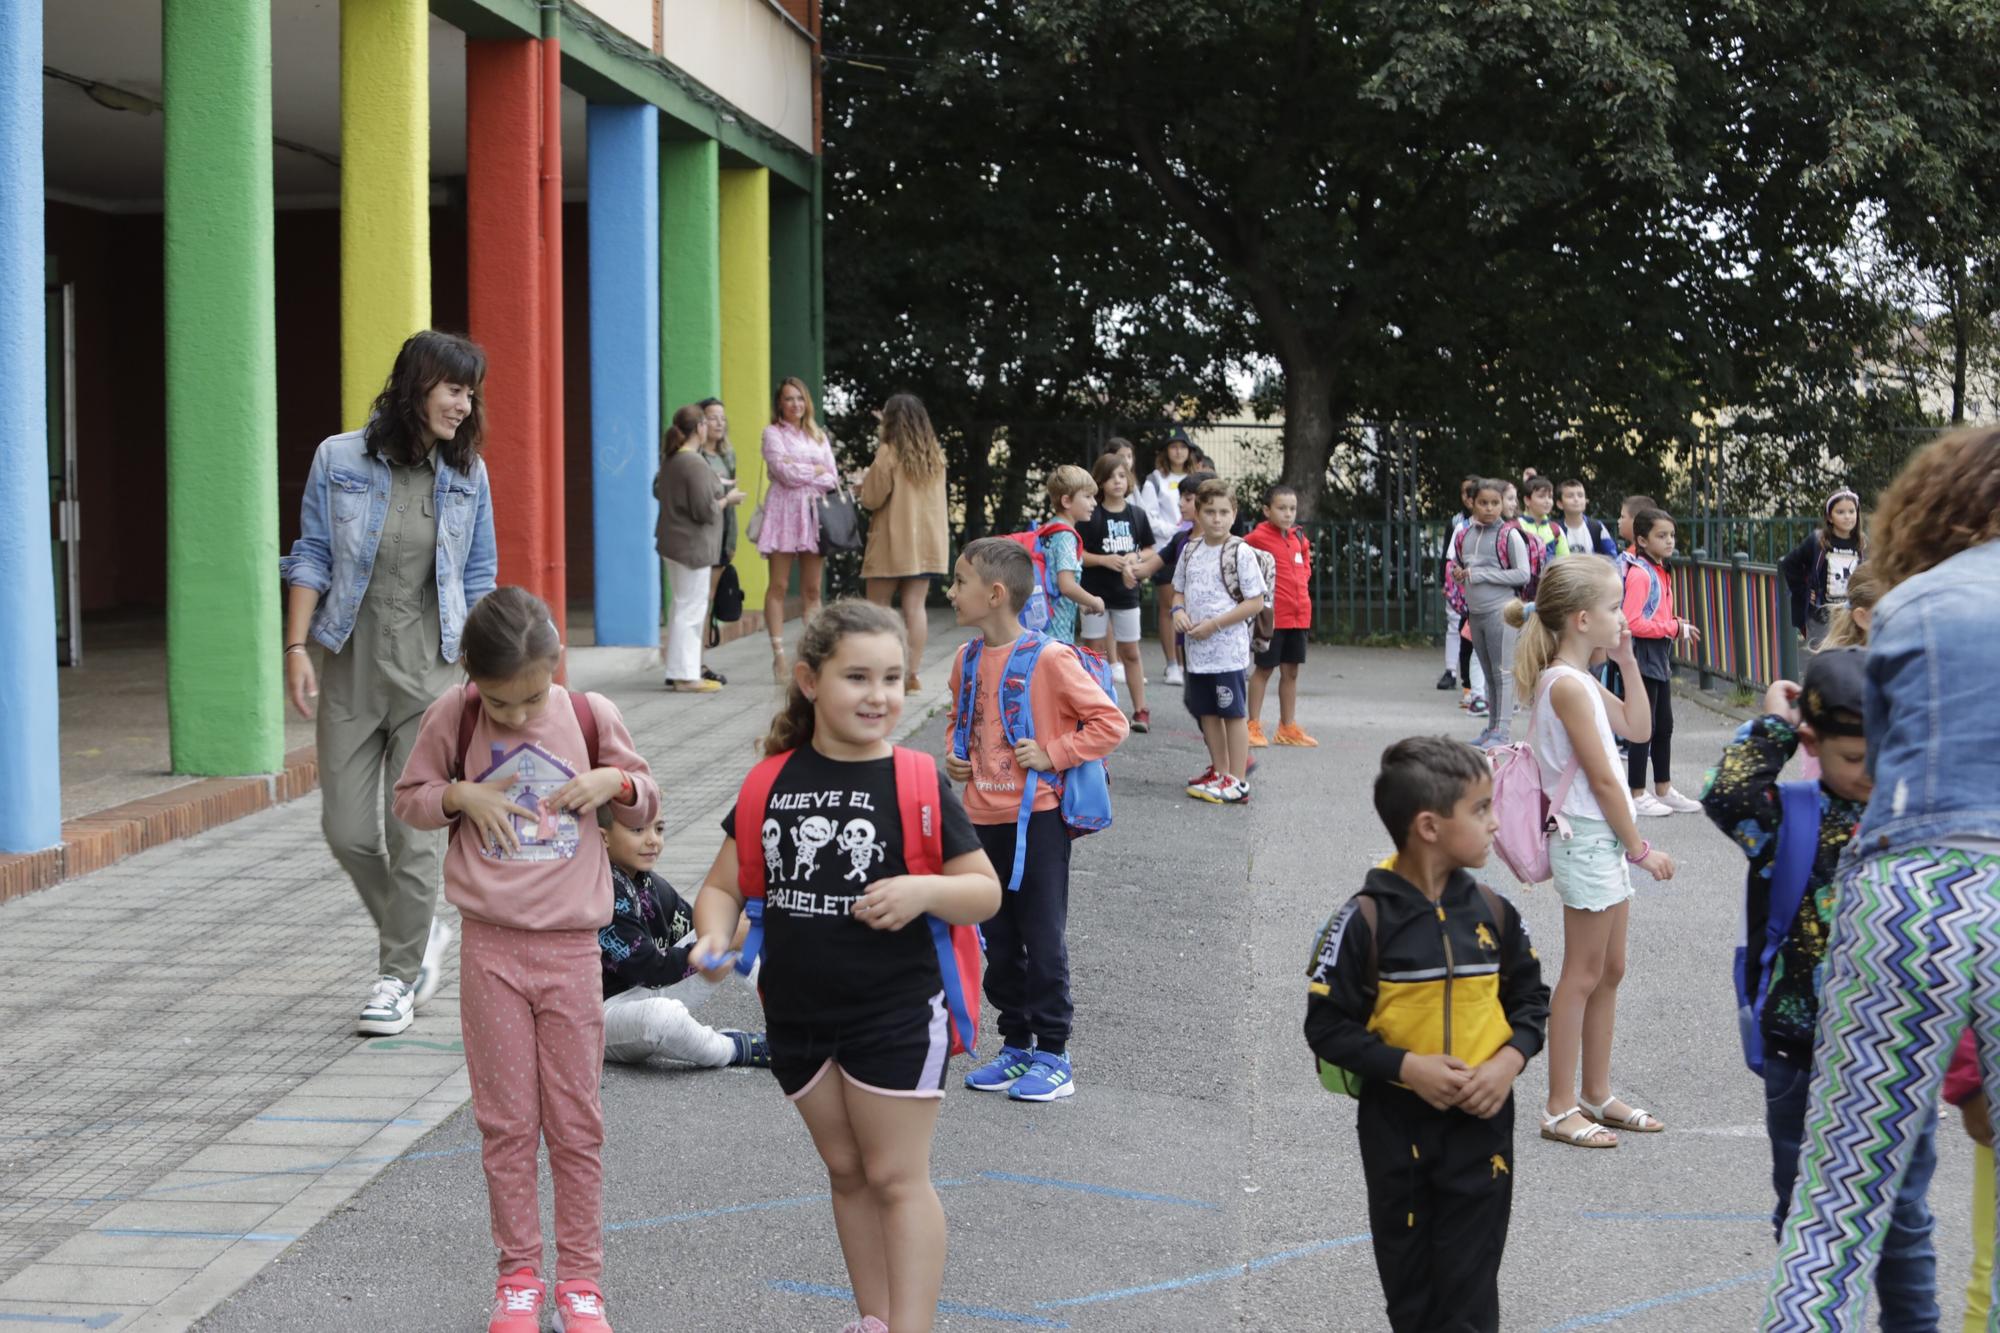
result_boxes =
[357,975,415,1036]
[1632,793,1674,818]
[1655,788,1703,814]
[413,918,453,1009]
[1165,663,1186,686]
[1112,660,1128,684]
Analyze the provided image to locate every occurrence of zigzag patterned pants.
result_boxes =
[1766,848,2000,1331]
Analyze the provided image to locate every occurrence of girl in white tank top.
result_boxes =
[1502,559,1676,1150]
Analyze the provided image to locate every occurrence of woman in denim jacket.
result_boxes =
[279,331,498,1038]
[1766,428,2000,1332]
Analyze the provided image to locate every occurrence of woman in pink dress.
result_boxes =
[757,376,838,681]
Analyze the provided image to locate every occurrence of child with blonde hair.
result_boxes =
[1501,559,1676,1150]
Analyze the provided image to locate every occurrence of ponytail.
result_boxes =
[1507,556,1621,701]
[757,599,908,756]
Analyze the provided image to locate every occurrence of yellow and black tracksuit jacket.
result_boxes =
[1303,865,1548,1088]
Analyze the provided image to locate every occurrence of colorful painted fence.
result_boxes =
[1666,554,1801,693]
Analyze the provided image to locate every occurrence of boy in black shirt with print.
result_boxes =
[1305,737,1548,1333]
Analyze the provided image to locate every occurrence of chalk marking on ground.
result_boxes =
[1540,1271,1764,1331]
[976,1169,1220,1210]
[770,1279,1069,1328]
[1032,1234,1370,1310]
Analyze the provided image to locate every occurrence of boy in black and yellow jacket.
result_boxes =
[1304,736,1549,1333]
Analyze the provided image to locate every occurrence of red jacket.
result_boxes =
[1247,521,1313,629]
[1620,552,1680,640]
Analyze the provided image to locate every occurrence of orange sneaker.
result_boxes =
[1274,723,1319,747]
[1247,720,1269,748]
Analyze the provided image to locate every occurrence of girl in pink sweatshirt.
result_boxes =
[393,586,659,1333]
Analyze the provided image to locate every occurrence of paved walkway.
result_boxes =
[2,640,1985,1330]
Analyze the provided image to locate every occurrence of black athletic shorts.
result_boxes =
[768,990,953,1100]
[1254,628,1309,669]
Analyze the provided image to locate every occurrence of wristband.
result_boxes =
[1625,840,1651,865]
[617,772,635,805]
[284,644,308,656]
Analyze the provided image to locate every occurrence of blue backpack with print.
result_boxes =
[1733,781,1821,1076]
[951,631,1115,891]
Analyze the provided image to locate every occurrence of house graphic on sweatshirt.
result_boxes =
[473,742,581,863]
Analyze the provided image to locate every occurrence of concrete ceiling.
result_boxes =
[43,0,588,212]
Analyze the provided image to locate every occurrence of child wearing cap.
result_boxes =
[1700,648,1941,1328]
[1780,489,1866,650]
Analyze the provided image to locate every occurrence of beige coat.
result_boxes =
[858,442,951,578]
[654,448,724,569]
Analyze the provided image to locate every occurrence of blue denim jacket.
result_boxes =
[278,429,497,662]
[1854,538,2000,858]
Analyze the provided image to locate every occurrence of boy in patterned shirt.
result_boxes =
[1700,648,1940,1326]
[1040,464,1104,645]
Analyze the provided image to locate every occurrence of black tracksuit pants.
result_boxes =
[1357,1082,1515,1333]
[975,809,1073,1052]
[1624,675,1674,789]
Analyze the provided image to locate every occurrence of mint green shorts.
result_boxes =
[1550,814,1635,912]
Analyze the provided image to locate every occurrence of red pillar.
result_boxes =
[466,38,565,633]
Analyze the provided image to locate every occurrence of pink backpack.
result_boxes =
[1487,671,1584,885]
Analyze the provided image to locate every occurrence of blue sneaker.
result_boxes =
[965,1044,1034,1092]
[1008,1051,1075,1102]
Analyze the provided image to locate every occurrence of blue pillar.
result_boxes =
[0,0,60,853]
[587,104,661,645]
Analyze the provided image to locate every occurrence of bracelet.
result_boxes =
[284,644,308,656]
[1624,840,1651,865]
[617,772,635,804]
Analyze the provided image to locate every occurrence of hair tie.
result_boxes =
[1522,601,1536,617]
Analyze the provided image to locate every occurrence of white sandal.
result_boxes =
[1580,1094,1664,1133]
[1540,1106,1617,1148]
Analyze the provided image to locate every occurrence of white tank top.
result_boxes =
[1528,663,1632,823]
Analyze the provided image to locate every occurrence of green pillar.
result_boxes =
[770,183,815,404]
[660,137,721,413]
[163,0,281,774]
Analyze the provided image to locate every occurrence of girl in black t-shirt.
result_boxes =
[692,600,999,1333]
[1076,453,1159,730]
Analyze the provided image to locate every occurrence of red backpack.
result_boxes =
[732,747,984,1056]
[450,683,599,779]
[1447,520,1547,614]
[1003,521,1080,632]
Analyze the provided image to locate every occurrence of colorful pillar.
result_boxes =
[0,0,60,850]
[719,166,772,608]
[770,183,815,406]
[163,0,282,775]
[339,0,429,428]
[586,104,660,646]
[466,39,552,613]
[659,138,721,414]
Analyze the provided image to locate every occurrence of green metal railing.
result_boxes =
[1298,519,1454,643]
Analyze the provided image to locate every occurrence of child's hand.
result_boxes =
[1964,1093,1994,1148]
[552,766,626,815]
[449,778,537,854]
[1085,594,1107,615]
[1121,563,1139,588]
[1172,607,1193,632]
[1636,846,1675,881]
[1608,627,1638,666]
[1013,738,1055,773]
[853,876,929,932]
[691,932,738,981]
[1455,1048,1525,1119]
[1679,622,1702,646]
[1764,680,1802,724]
[1400,1052,1472,1111]
[943,751,973,783]
[1189,617,1218,641]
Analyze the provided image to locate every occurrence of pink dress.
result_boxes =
[756,422,837,554]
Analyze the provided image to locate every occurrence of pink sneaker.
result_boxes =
[553,1278,613,1333]
[839,1320,890,1333]
[488,1269,545,1333]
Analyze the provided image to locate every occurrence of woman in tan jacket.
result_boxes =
[857,393,950,690]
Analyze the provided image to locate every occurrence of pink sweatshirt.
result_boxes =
[393,685,661,932]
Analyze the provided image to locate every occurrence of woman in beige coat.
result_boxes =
[857,393,950,691]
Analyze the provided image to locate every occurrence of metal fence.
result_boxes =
[1289,518,1809,691]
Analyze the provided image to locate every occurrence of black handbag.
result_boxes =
[818,486,865,552]
[713,563,745,623]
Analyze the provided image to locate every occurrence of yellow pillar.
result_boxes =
[340,0,429,428]
[720,166,772,607]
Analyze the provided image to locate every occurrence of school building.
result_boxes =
[1,0,823,855]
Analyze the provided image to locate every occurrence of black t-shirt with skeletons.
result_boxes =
[723,747,981,1025]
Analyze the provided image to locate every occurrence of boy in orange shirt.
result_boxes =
[945,537,1128,1102]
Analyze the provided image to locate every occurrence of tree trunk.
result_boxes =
[1278,356,1341,521]
[959,422,996,542]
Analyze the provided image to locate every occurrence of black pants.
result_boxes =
[1357,1083,1514,1333]
[975,810,1073,1051]
[1624,675,1673,789]
[1458,636,1474,688]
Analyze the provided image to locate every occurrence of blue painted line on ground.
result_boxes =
[604,1178,974,1234]
[770,1279,1069,1328]
[0,1315,122,1328]
[100,1227,297,1243]
[1578,1210,1767,1223]
[255,1115,425,1126]
[1034,1234,1369,1309]
[71,1143,482,1204]
[976,1170,1219,1210]
[1541,1272,1765,1331]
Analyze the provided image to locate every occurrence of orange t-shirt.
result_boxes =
[947,637,1130,826]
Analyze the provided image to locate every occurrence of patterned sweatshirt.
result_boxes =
[599,865,697,1000]
[1699,714,1867,1060]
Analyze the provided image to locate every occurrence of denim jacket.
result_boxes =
[1854,538,2000,859]
[278,429,497,662]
